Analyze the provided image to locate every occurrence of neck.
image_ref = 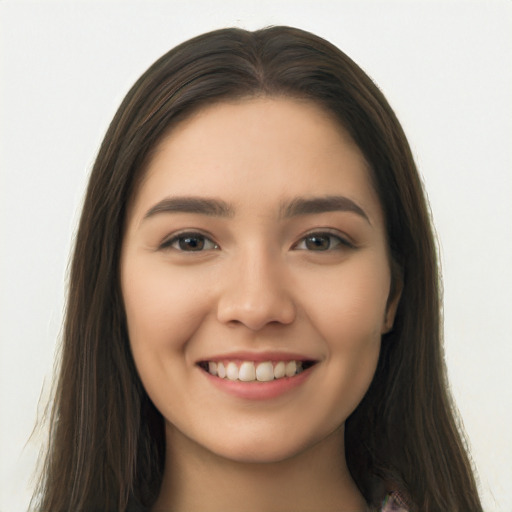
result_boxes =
[152,423,367,512]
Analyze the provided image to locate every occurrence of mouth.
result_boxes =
[196,359,317,382]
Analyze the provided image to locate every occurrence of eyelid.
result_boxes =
[292,229,355,251]
[157,228,354,252]
[159,230,219,251]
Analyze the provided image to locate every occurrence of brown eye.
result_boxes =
[179,235,206,251]
[294,232,352,252]
[161,233,219,252]
[304,235,332,251]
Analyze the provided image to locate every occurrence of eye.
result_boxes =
[161,232,219,252]
[293,232,352,251]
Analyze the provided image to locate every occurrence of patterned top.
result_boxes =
[381,491,410,511]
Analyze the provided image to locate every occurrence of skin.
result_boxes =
[121,97,400,512]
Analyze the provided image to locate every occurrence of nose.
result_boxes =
[216,250,296,331]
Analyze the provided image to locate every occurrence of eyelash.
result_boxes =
[292,231,354,251]
[159,230,354,253]
[160,231,219,252]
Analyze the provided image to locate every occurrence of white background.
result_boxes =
[1,1,511,511]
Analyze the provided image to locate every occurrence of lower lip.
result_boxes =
[201,366,314,400]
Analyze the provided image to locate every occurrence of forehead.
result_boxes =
[131,97,382,224]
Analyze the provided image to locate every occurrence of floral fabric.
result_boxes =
[381,490,410,511]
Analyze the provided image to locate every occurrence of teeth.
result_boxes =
[285,361,297,377]
[217,362,226,379]
[274,361,285,379]
[239,361,256,382]
[204,360,306,381]
[226,362,239,381]
[256,361,274,382]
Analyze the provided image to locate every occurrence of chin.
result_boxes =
[222,445,299,464]
[203,426,336,466]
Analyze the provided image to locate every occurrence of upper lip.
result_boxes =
[196,351,319,363]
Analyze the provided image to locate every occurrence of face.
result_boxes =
[121,97,399,463]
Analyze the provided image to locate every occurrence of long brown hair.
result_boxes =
[33,26,483,511]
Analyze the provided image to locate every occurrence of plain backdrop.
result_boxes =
[1,1,511,511]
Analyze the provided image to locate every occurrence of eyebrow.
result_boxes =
[143,195,369,223]
[281,195,370,223]
[143,196,234,219]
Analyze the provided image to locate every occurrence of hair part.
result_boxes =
[33,26,482,512]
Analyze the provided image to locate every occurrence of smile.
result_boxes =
[199,360,315,382]
[196,352,319,400]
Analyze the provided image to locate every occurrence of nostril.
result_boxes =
[216,279,296,330]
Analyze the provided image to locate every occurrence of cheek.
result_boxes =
[121,260,219,426]
[121,258,211,367]
[295,257,389,416]
[301,255,391,342]
[320,271,387,382]
[307,304,382,430]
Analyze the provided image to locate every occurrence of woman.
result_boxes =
[33,26,483,511]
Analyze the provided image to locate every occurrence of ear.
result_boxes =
[381,275,403,334]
